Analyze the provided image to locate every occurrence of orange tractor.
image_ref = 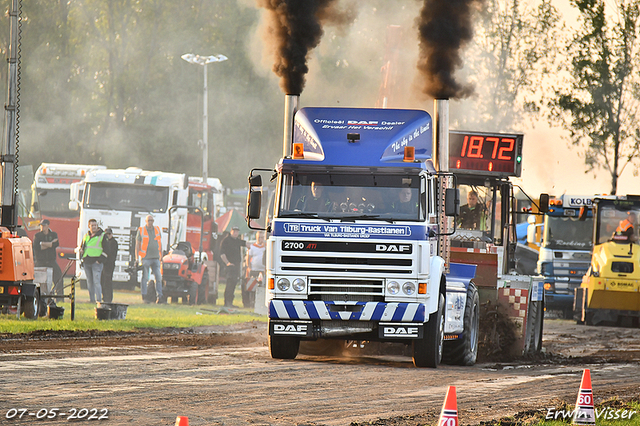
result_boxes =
[159,206,210,304]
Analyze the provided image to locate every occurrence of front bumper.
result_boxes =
[269,300,426,322]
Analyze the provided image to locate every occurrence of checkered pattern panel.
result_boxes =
[499,288,529,318]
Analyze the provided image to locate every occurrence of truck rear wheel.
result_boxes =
[269,323,300,359]
[443,283,479,365]
[22,290,40,320]
[197,272,209,305]
[413,293,444,368]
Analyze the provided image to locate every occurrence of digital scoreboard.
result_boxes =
[449,131,523,177]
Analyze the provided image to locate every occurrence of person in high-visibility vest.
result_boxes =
[613,211,637,243]
[80,218,107,303]
[135,215,164,303]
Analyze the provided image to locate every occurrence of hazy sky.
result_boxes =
[247,0,640,198]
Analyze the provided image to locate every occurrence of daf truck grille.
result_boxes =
[308,278,384,302]
[280,255,412,274]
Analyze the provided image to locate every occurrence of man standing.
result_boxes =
[101,227,119,303]
[244,231,266,308]
[220,226,247,308]
[135,215,164,304]
[80,218,107,303]
[33,219,63,295]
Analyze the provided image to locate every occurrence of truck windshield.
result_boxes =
[34,188,77,218]
[84,183,169,213]
[543,216,593,250]
[278,172,423,221]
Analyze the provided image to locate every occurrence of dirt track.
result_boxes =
[0,318,639,426]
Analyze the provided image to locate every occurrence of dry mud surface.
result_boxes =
[0,318,639,426]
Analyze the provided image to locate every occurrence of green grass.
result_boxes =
[0,283,266,334]
[486,399,640,426]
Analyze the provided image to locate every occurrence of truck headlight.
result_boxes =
[402,282,416,295]
[277,278,290,291]
[387,281,400,295]
[292,278,306,292]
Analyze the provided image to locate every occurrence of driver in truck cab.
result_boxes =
[613,211,637,243]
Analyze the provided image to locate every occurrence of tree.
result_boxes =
[550,0,640,195]
[452,0,560,132]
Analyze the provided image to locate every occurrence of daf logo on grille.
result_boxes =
[383,326,419,337]
[376,244,411,252]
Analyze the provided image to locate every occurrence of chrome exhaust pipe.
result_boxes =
[434,99,449,172]
[283,94,300,158]
[434,99,451,269]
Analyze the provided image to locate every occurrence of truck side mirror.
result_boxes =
[538,193,549,213]
[578,206,589,221]
[247,190,262,220]
[68,200,79,211]
[445,188,460,217]
[249,175,262,187]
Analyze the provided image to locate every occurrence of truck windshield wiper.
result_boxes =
[340,214,394,223]
[279,212,331,221]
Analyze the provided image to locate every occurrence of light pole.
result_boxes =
[181,53,228,183]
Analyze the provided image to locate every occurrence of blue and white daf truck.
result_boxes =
[247,101,478,368]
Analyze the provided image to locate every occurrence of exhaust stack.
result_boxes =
[434,99,451,270]
[283,94,300,158]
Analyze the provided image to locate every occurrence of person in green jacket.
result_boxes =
[80,218,107,303]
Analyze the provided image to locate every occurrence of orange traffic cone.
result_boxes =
[572,369,595,425]
[438,386,458,426]
[175,416,189,426]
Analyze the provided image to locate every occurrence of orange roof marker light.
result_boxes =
[403,146,415,162]
[293,143,304,159]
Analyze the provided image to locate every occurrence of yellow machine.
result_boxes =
[575,195,640,326]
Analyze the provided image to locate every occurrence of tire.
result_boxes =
[443,283,479,366]
[197,272,209,305]
[527,300,544,353]
[188,282,198,305]
[413,293,445,368]
[269,321,300,359]
[147,281,157,302]
[22,290,40,320]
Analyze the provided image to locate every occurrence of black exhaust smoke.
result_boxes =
[416,0,480,99]
[257,0,355,95]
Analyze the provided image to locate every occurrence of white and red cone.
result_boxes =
[572,369,596,425]
[437,386,458,426]
[175,416,189,426]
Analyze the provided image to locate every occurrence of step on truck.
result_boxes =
[247,98,479,368]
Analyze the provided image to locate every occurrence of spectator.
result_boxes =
[101,227,119,303]
[33,219,63,295]
[244,231,266,308]
[135,215,164,304]
[80,218,107,303]
[220,226,248,308]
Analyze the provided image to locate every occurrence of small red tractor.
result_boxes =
[160,206,209,305]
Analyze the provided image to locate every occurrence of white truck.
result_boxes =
[70,167,190,289]
[247,101,479,368]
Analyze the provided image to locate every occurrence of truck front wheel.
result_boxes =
[443,283,479,365]
[413,293,444,368]
[269,330,300,359]
[22,290,40,320]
